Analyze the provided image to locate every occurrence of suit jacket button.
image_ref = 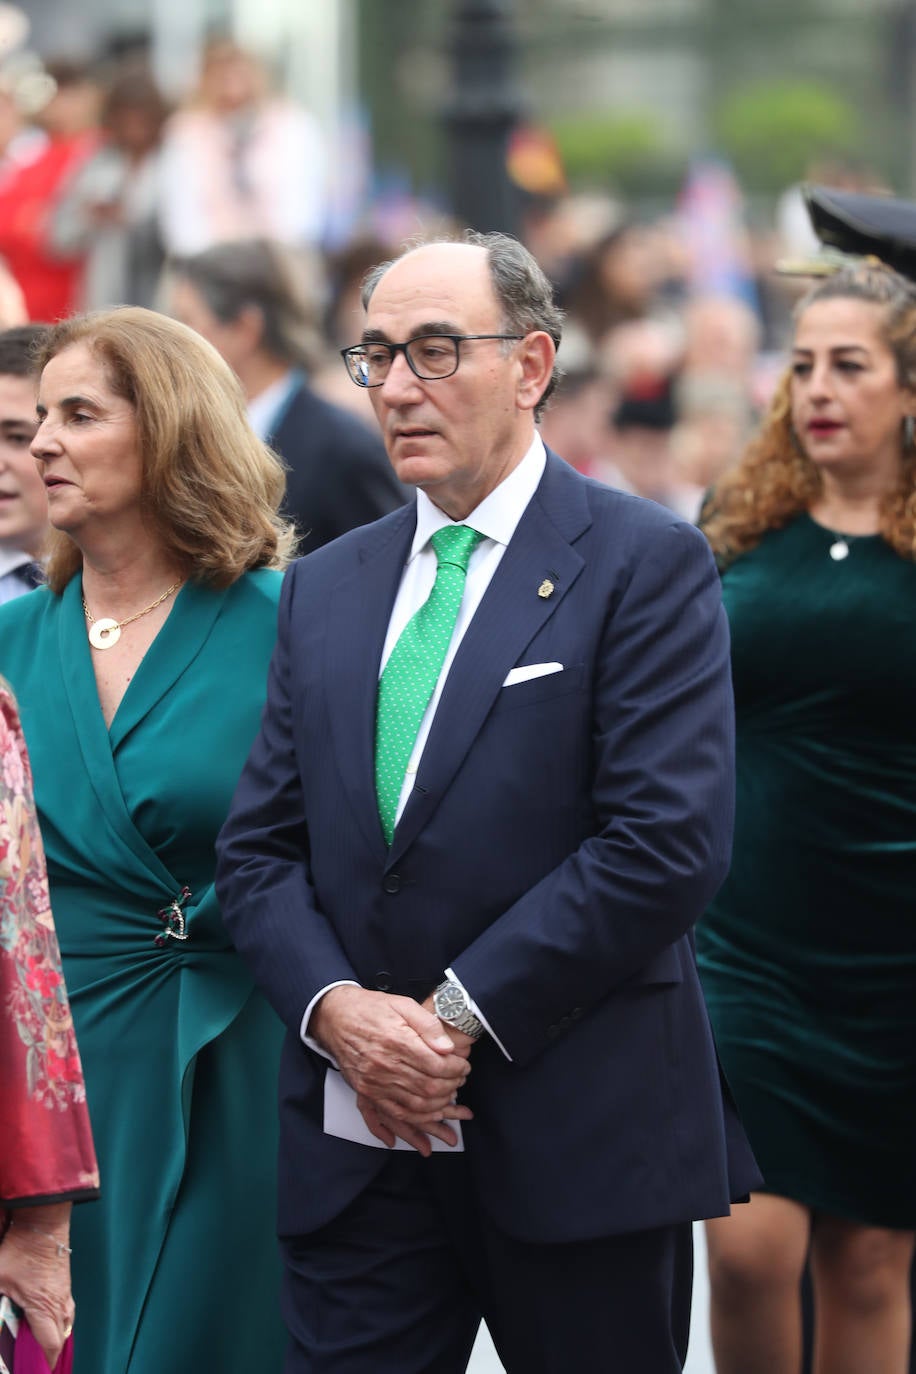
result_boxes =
[559,1016,571,1031]
[383,874,400,894]
[547,1024,559,1039]
[375,972,393,991]
[571,1007,583,1021]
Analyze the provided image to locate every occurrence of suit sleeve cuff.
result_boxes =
[444,966,513,1061]
[300,980,361,1062]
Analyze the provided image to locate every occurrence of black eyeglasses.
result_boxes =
[340,333,523,387]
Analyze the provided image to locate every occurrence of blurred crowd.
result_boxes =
[0,32,892,520]
[0,36,324,316]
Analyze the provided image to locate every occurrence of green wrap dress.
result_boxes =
[698,514,916,1228]
[0,570,286,1372]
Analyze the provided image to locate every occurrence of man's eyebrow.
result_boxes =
[361,322,460,343]
[410,322,461,337]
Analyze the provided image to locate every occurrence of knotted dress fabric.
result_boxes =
[375,524,484,844]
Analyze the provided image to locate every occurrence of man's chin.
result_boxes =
[390,453,445,488]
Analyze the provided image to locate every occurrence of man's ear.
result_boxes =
[515,331,555,413]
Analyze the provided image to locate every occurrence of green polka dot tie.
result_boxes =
[375,524,484,845]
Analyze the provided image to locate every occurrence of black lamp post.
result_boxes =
[442,0,524,236]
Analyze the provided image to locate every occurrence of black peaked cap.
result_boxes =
[804,183,916,282]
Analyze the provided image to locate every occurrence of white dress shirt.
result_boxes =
[246,369,302,441]
[382,434,547,823]
[302,435,547,1073]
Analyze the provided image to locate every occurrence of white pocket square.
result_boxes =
[502,662,564,687]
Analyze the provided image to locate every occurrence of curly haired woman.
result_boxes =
[699,261,916,1374]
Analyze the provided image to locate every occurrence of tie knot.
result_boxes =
[20,561,43,589]
[430,525,483,573]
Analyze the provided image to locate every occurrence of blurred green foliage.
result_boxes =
[713,81,861,194]
[549,111,683,197]
[547,81,863,202]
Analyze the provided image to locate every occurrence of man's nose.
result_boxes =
[379,351,423,404]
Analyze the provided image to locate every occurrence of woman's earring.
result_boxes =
[904,415,916,452]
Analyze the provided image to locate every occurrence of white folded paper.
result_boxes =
[323,1067,465,1152]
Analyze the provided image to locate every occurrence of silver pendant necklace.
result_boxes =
[827,533,858,561]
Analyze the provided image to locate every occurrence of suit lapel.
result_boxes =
[388,454,591,865]
[324,506,416,859]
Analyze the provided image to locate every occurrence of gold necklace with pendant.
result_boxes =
[82,580,183,650]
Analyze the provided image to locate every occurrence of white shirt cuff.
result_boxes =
[300,980,361,1062]
[444,966,513,1061]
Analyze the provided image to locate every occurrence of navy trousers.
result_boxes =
[280,1153,693,1373]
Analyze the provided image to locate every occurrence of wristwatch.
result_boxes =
[433,979,484,1039]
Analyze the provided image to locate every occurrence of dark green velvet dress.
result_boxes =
[698,514,916,1228]
[0,571,286,1372]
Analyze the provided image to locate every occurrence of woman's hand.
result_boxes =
[0,1205,74,1371]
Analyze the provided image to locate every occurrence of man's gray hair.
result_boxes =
[361,230,564,419]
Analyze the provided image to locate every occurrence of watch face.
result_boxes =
[436,984,465,1019]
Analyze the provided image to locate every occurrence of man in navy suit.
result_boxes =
[215,232,759,1373]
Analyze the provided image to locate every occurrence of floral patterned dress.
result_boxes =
[0,678,99,1208]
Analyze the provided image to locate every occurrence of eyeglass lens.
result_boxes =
[348,336,459,385]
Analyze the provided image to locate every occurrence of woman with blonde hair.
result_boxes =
[0,307,295,1372]
[699,260,916,1373]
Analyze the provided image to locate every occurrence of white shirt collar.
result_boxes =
[409,433,546,562]
[246,369,300,441]
[0,546,33,578]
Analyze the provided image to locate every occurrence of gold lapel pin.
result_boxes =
[537,579,555,599]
